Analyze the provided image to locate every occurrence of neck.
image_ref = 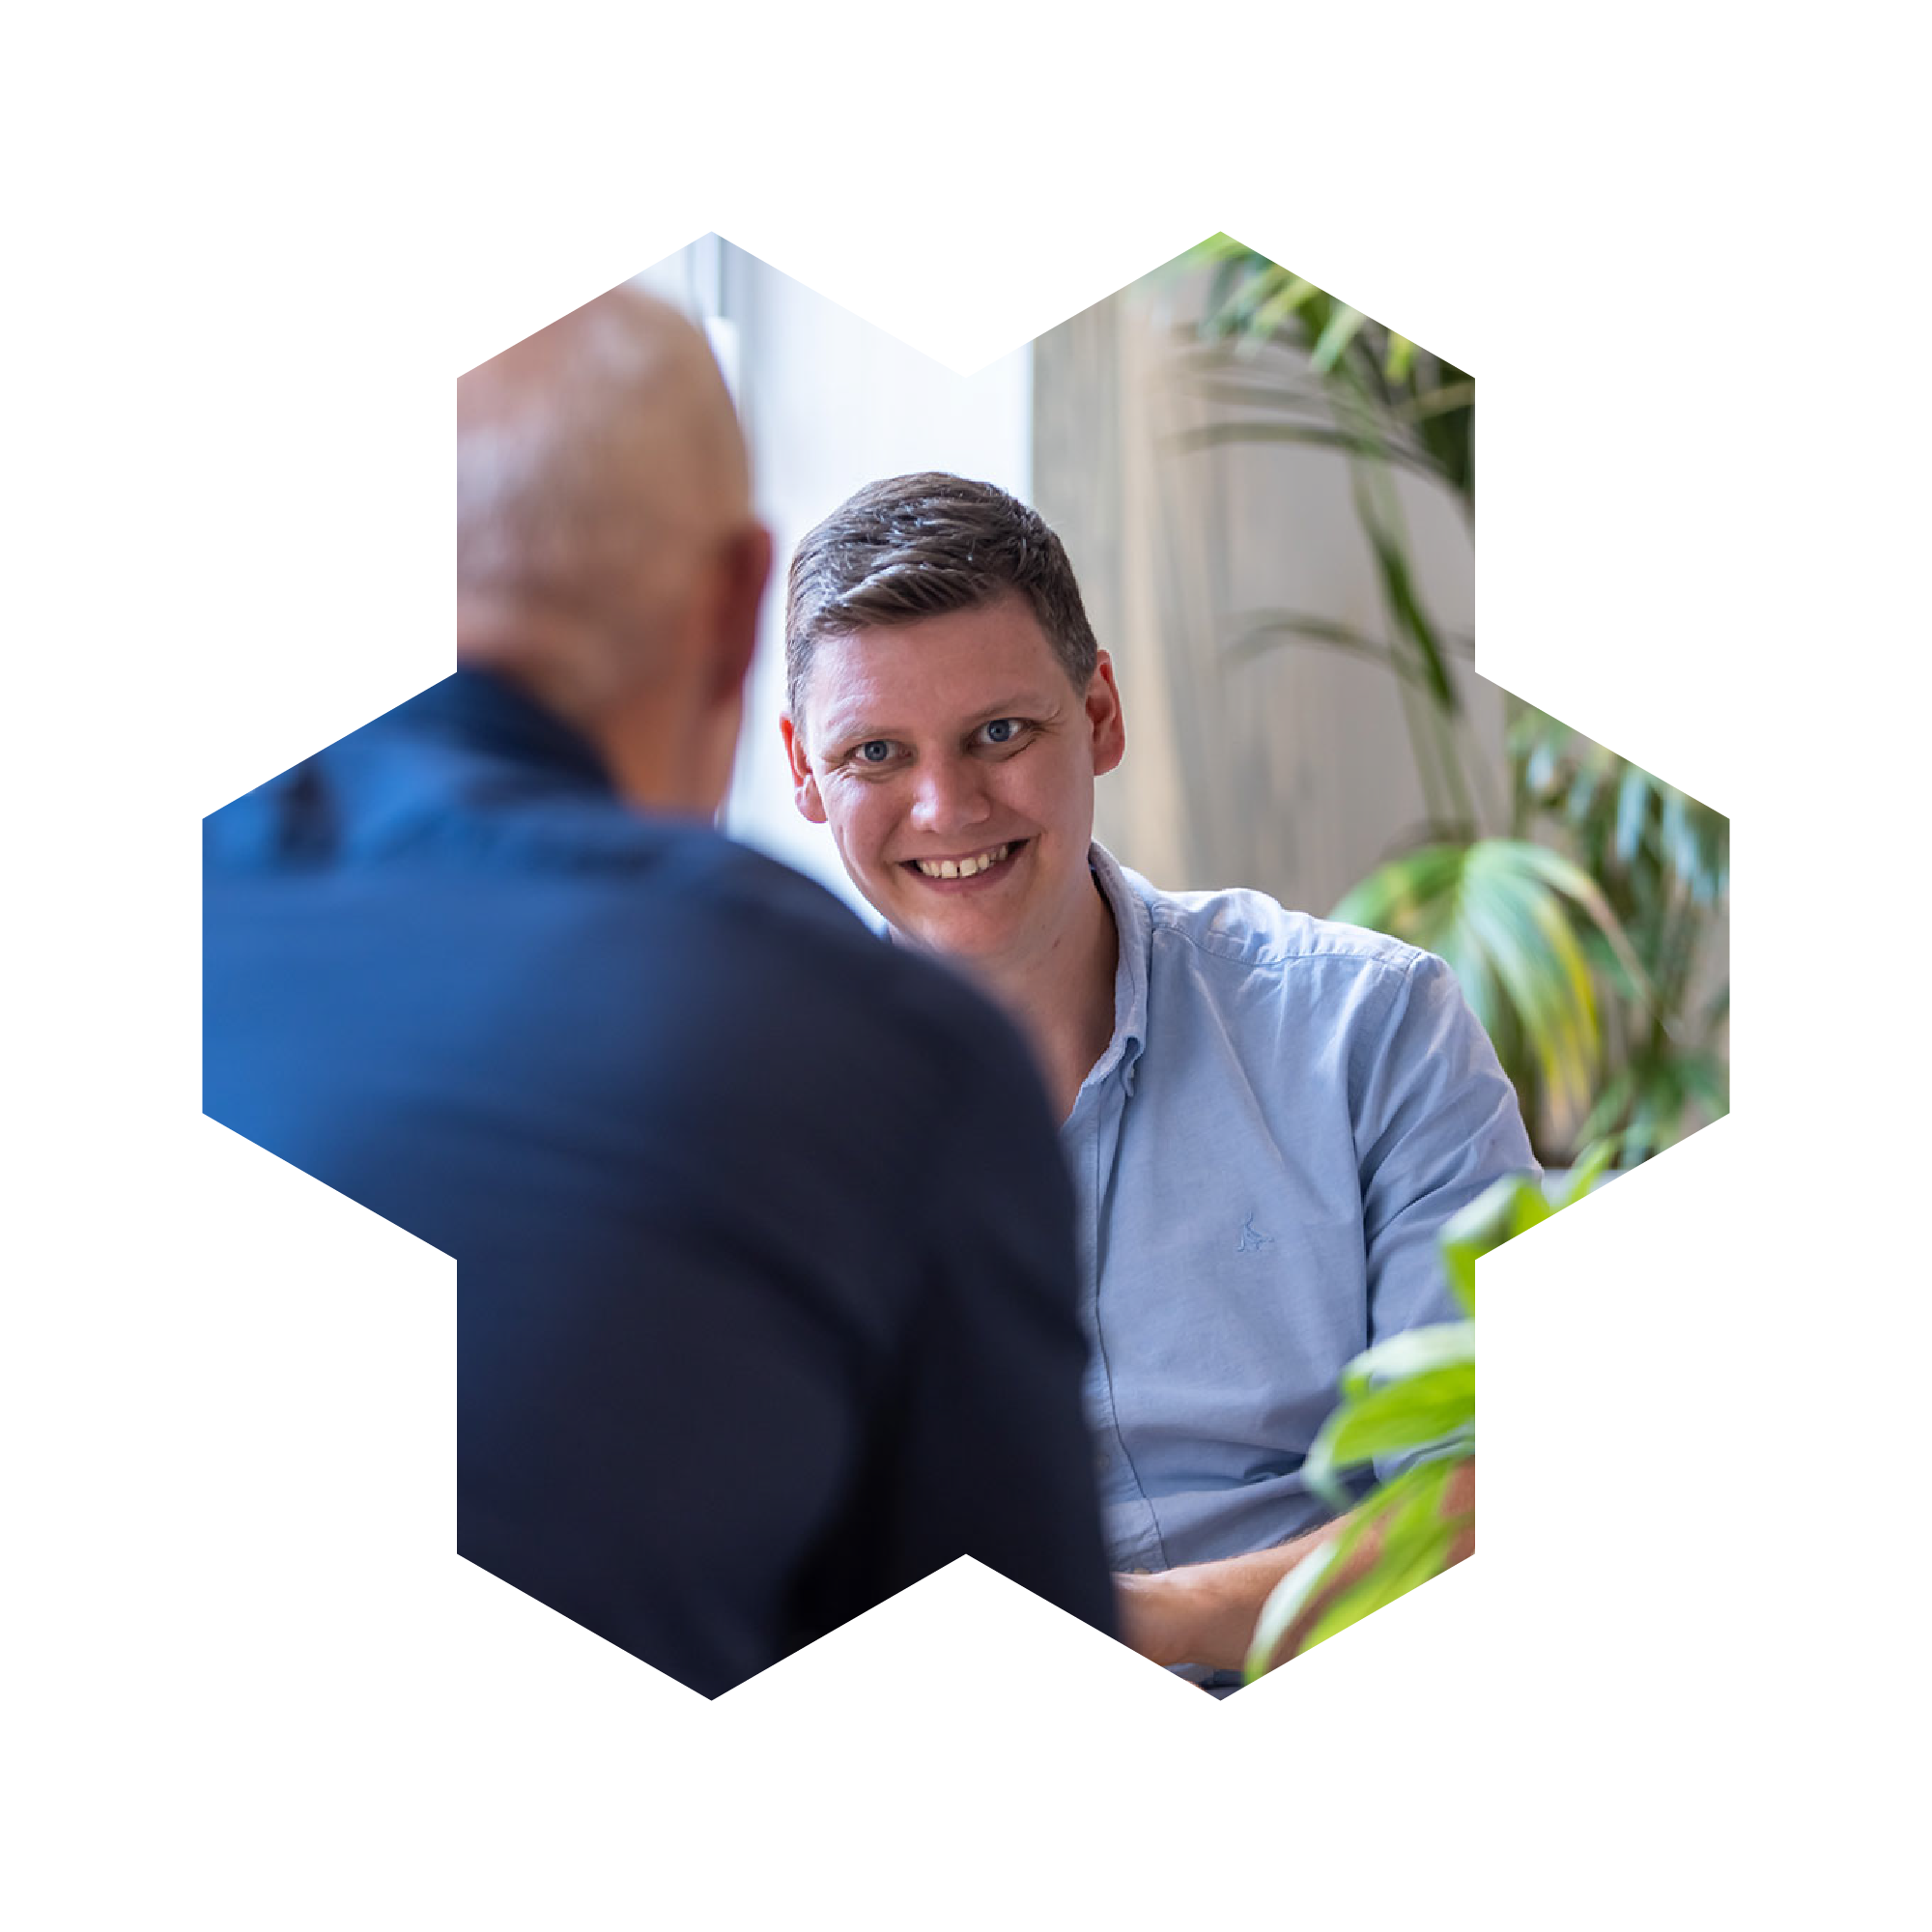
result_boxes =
[581,683,738,820]
[978,867,1120,1123]
[458,633,733,821]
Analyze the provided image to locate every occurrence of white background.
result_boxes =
[9,5,1924,1926]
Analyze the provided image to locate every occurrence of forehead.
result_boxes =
[803,593,1074,741]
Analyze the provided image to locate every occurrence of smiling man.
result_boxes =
[781,472,1535,1691]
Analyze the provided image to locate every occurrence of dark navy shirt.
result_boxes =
[203,670,1115,1695]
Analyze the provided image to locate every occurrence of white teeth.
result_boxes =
[917,843,1009,879]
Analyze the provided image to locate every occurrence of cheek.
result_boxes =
[1009,756,1078,828]
[826,784,897,862]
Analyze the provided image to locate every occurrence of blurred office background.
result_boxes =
[635,238,1728,1169]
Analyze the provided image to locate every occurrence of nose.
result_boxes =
[908,755,994,839]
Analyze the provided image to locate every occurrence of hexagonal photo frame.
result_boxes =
[202,234,1728,1700]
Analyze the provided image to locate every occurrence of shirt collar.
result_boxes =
[390,668,614,792]
[1085,840,1151,1097]
[877,839,1154,1096]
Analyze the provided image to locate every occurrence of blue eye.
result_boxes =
[982,719,1020,745]
[856,741,894,764]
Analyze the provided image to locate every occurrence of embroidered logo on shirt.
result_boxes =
[1236,1214,1274,1253]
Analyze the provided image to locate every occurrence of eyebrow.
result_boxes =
[820,693,1064,749]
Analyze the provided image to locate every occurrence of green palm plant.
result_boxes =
[1330,840,1648,1150]
[1510,707,1729,1160]
[1172,236,1727,1165]
[1176,234,1480,838]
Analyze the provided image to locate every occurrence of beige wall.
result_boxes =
[1033,270,1499,916]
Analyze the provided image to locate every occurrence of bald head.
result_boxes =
[458,286,770,813]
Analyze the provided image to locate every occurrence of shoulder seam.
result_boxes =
[1145,901,1428,980]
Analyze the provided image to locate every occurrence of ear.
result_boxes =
[780,712,828,824]
[1086,651,1126,777]
[707,522,774,703]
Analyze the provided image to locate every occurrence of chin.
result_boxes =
[903,913,1014,965]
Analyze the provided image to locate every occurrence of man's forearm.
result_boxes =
[1113,1514,1353,1674]
[1115,1458,1476,1674]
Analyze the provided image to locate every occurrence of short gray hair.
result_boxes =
[783,473,1098,720]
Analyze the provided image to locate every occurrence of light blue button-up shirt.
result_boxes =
[1066,844,1534,1577]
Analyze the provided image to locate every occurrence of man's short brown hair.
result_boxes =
[784,472,1099,720]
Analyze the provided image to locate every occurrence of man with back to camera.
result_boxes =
[780,472,1534,1690]
[202,298,1117,1698]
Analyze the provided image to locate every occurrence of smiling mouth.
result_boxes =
[902,840,1023,881]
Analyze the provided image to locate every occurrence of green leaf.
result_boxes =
[1439,1169,1554,1311]
[1247,272,1321,342]
[1359,499,1458,713]
[1244,1541,1340,1681]
[1458,851,1598,1122]
[1328,838,1647,1138]
[1189,233,1253,262]
[1169,418,1453,493]
[1310,303,1366,374]
[1223,610,1476,687]
[1495,839,1656,1009]
[1229,264,1294,344]
[1565,749,1608,824]
[1301,1363,1475,1511]
[1397,379,1476,423]
[1552,1135,1619,1206]
[1224,612,1402,680]
[1660,783,1691,886]
[1580,1065,1637,1147]
[1203,254,1248,332]
[1328,842,1461,933]
[1613,762,1652,867]
[1293,1510,1463,1653]
[1243,1460,1465,1679]
[1677,1052,1730,1118]
[1384,332,1417,384]
[1337,1320,1476,1400]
